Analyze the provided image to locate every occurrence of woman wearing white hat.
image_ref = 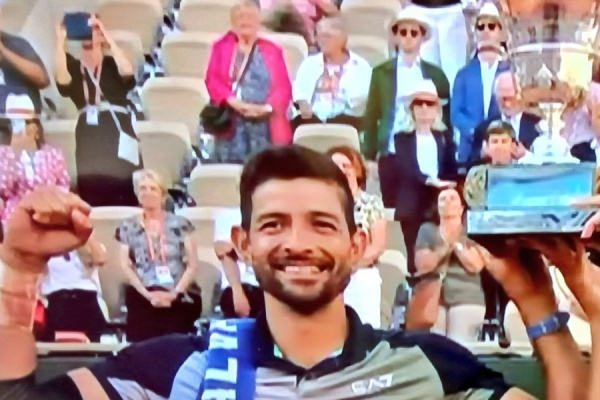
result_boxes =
[0,94,70,224]
[392,79,457,277]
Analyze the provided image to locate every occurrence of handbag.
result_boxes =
[201,42,257,135]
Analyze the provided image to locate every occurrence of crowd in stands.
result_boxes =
[1,0,600,368]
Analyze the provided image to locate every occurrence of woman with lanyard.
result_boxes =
[54,15,141,207]
[116,169,201,342]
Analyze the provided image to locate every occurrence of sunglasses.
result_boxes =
[398,28,421,38]
[413,99,438,108]
[477,22,499,31]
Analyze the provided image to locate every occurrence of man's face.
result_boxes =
[438,189,463,219]
[394,21,424,54]
[486,133,513,165]
[317,25,345,56]
[496,77,521,117]
[234,178,365,315]
[475,17,502,43]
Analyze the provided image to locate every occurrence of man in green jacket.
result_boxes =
[363,6,451,208]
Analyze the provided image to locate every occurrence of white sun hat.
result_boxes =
[404,79,448,107]
[5,93,38,120]
[477,2,502,24]
[390,6,433,42]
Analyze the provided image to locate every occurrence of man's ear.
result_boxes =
[349,228,368,266]
[231,225,252,265]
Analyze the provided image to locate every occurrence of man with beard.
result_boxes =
[0,145,593,399]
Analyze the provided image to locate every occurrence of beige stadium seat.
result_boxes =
[176,206,225,249]
[90,207,143,319]
[260,32,308,79]
[294,124,360,153]
[341,1,400,42]
[43,120,78,190]
[347,35,389,67]
[196,246,223,317]
[135,121,191,189]
[384,208,406,256]
[141,77,209,143]
[162,32,220,79]
[107,30,144,75]
[178,0,239,33]
[378,249,407,329]
[98,0,163,54]
[189,164,243,207]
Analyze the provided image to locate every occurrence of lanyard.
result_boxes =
[81,62,103,106]
[146,228,168,265]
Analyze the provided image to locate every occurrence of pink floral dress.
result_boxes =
[0,145,70,224]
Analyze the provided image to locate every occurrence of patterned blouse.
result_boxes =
[0,145,70,224]
[354,191,385,236]
[115,213,195,290]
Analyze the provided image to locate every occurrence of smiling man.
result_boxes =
[0,145,590,399]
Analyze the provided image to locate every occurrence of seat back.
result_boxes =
[178,0,239,33]
[188,164,243,207]
[162,32,220,78]
[347,35,389,67]
[135,121,191,189]
[378,249,407,329]
[196,246,223,317]
[293,124,360,153]
[259,32,308,79]
[176,206,224,249]
[384,209,406,256]
[43,120,78,190]
[341,1,399,42]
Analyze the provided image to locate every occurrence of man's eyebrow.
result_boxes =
[310,211,343,223]
[255,212,287,223]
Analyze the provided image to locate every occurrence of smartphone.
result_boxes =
[64,12,93,41]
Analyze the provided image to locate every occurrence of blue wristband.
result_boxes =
[526,311,570,341]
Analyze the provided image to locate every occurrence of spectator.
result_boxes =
[470,121,532,167]
[0,0,50,115]
[54,15,142,207]
[452,2,510,164]
[562,83,600,147]
[0,94,70,225]
[214,207,264,318]
[406,188,486,343]
[116,169,201,342]
[40,239,107,342]
[327,145,386,328]
[205,0,292,163]
[393,80,457,275]
[470,71,541,165]
[292,16,371,132]
[569,85,600,161]
[363,6,450,208]
[261,0,339,51]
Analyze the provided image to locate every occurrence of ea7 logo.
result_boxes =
[351,373,394,395]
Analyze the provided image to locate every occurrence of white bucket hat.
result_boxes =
[404,79,444,108]
[476,2,502,25]
[5,94,37,120]
[390,7,433,42]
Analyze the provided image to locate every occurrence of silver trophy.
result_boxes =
[465,0,600,236]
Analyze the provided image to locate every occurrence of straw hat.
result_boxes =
[476,2,502,25]
[390,7,433,42]
[5,94,38,120]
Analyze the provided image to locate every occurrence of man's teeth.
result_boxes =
[284,266,321,274]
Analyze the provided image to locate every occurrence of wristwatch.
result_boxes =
[526,311,570,341]
[264,104,273,113]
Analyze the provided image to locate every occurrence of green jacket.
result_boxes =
[362,58,451,161]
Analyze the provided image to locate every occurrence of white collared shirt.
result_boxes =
[502,112,522,141]
[479,56,499,119]
[416,131,439,179]
[590,139,600,162]
[41,252,102,295]
[293,51,372,121]
[389,55,425,153]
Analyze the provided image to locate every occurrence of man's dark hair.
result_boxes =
[485,120,515,142]
[240,145,357,235]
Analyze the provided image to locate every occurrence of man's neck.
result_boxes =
[324,50,349,65]
[266,295,348,369]
[478,50,498,66]
[399,50,419,66]
[440,216,461,231]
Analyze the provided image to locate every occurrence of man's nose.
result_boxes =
[282,224,315,254]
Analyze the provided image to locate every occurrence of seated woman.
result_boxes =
[205,0,292,163]
[393,79,457,275]
[40,239,108,342]
[0,94,70,225]
[292,16,371,132]
[406,188,487,343]
[116,169,201,342]
[327,145,386,328]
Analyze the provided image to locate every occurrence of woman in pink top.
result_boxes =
[205,0,293,163]
[0,95,70,224]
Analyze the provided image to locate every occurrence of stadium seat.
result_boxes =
[341,0,400,42]
[178,0,238,33]
[108,30,144,76]
[141,77,209,144]
[176,206,225,249]
[378,249,407,329]
[98,0,163,54]
[347,35,389,67]
[188,164,242,207]
[293,124,360,153]
[259,32,308,79]
[384,208,406,256]
[135,121,191,190]
[43,119,78,190]
[196,246,223,317]
[162,32,220,79]
[90,207,143,319]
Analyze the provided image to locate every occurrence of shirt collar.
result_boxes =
[591,139,599,150]
[397,52,421,68]
[318,50,359,67]
[477,54,500,67]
